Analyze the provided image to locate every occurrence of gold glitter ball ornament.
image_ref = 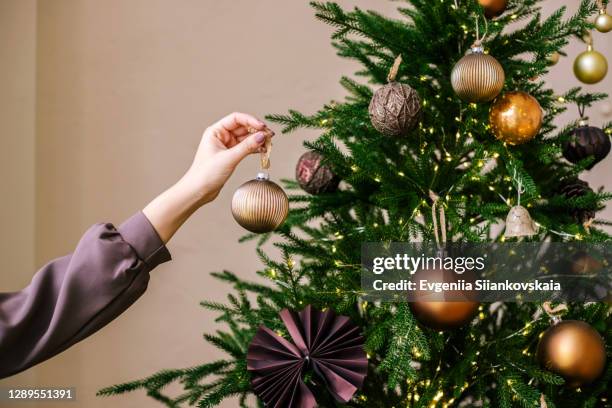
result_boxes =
[537,320,606,388]
[451,45,505,102]
[504,205,537,237]
[573,43,608,84]
[231,173,289,233]
[595,8,612,33]
[489,91,543,145]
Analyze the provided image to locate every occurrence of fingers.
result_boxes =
[223,131,268,167]
[216,112,266,132]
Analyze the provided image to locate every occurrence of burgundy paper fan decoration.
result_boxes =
[247,305,368,408]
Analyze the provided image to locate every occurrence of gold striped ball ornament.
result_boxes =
[231,172,289,233]
[489,91,543,145]
[451,44,505,102]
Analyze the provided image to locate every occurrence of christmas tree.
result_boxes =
[99,1,612,407]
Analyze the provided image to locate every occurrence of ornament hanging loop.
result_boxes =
[248,126,274,170]
[472,14,489,48]
[542,301,568,325]
[428,190,447,251]
[387,55,403,82]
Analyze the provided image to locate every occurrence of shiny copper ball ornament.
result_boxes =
[231,173,289,233]
[537,320,606,387]
[489,91,543,145]
[409,267,479,330]
[369,82,421,136]
[595,9,612,33]
[574,44,608,84]
[478,0,507,18]
[451,45,505,102]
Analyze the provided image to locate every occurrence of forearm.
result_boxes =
[142,177,204,244]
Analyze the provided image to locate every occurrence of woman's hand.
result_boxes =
[143,112,274,243]
[181,112,273,205]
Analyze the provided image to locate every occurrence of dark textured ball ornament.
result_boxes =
[409,267,479,330]
[563,119,610,170]
[537,320,606,388]
[295,151,339,195]
[478,0,507,18]
[369,82,421,136]
[451,45,505,102]
[557,178,596,223]
[231,173,289,233]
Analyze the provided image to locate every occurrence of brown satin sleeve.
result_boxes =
[0,212,171,379]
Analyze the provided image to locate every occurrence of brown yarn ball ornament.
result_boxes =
[478,0,507,18]
[537,320,606,388]
[296,151,339,195]
[409,267,479,330]
[369,55,421,136]
[231,173,289,233]
[489,91,543,145]
[451,45,505,102]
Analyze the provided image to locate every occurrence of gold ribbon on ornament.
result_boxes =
[247,127,274,170]
[429,190,447,249]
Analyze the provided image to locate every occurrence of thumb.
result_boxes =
[224,131,267,166]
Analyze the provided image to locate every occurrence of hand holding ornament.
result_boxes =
[143,112,273,242]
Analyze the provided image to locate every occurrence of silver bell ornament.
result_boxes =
[505,205,538,237]
[504,174,537,238]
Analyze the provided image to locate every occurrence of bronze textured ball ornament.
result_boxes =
[478,0,507,18]
[231,173,289,233]
[595,9,612,33]
[537,320,606,388]
[573,44,608,84]
[409,267,479,330]
[369,82,421,136]
[451,45,505,102]
[489,91,543,145]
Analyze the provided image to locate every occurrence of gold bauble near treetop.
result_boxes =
[489,91,543,145]
[231,172,289,233]
[573,43,608,84]
[595,8,612,33]
[451,44,505,102]
[537,320,606,388]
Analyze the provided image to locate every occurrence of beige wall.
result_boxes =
[0,0,38,393]
[0,1,610,407]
